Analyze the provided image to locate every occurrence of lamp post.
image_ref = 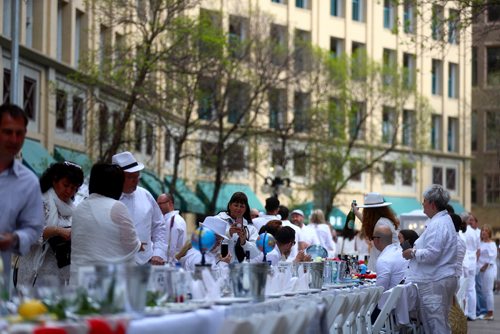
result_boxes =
[261,166,291,199]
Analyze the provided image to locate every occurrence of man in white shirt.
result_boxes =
[290,209,320,251]
[279,205,299,260]
[157,193,187,264]
[403,184,458,334]
[373,225,408,291]
[112,151,168,265]
[252,197,281,232]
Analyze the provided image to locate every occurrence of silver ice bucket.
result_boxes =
[124,265,151,313]
[296,262,325,289]
[230,263,269,302]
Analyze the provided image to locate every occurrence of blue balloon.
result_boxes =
[191,227,216,252]
[256,233,276,254]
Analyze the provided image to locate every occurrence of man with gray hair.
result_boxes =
[403,184,458,333]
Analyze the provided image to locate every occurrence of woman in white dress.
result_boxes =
[306,209,336,257]
[477,224,497,320]
[353,193,399,271]
[17,161,84,287]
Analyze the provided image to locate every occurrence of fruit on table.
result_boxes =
[18,299,48,319]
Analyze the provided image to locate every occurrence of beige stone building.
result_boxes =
[0,0,472,232]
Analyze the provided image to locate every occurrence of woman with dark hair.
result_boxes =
[398,229,419,248]
[477,225,497,320]
[17,161,84,286]
[353,192,400,271]
[216,192,259,263]
[70,164,141,284]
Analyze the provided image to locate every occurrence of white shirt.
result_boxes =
[407,210,458,283]
[477,241,497,270]
[164,210,187,263]
[252,214,281,233]
[299,224,320,247]
[281,220,300,260]
[216,212,260,263]
[368,218,399,272]
[251,245,295,265]
[308,224,336,256]
[456,234,466,277]
[462,225,480,270]
[120,186,168,264]
[181,248,227,272]
[337,236,356,256]
[375,243,408,291]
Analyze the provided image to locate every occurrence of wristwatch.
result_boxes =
[411,248,417,259]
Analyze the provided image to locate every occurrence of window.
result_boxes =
[447,117,458,152]
[3,0,11,38]
[200,141,216,169]
[25,0,33,47]
[227,81,249,124]
[486,174,500,204]
[472,47,478,87]
[198,9,223,59]
[98,103,108,144]
[331,0,344,17]
[330,37,344,58]
[99,25,109,71]
[134,120,142,152]
[293,91,310,132]
[402,109,415,147]
[269,88,287,129]
[432,166,443,185]
[328,98,343,138]
[271,0,287,4]
[145,124,154,155]
[350,158,363,181]
[198,77,216,120]
[403,53,415,89]
[402,165,413,186]
[383,161,396,185]
[164,134,171,162]
[294,29,311,72]
[3,69,10,104]
[487,47,500,86]
[228,15,249,59]
[448,63,459,98]
[446,168,456,190]
[350,102,365,140]
[72,96,83,134]
[271,149,284,166]
[486,111,500,151]
[383,0,396,30]
[471,110,477,151]
[293,151,307,176]
[114,33,126,68]
[56,90,67,129]
[23,77,36,121]
[403,0,415,34]
[296,0,310,9]
[471,177,477,204]
[270,24,288,66]
[226,145,245,171]
[382,107,396,144]
[352,42,366,81]
[352,0,364,22]
[75,11,83,65]
[432,59,442,95]
[431,115,442,150]
[383,49,396,86]
[448,9,459,44]
[431,5,444,41]
[57,1,68,61]
[488,1,500,22]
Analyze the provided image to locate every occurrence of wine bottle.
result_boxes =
[345,200,357,230]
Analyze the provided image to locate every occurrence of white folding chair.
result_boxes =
[370,285,404,334]
[331,292,359,334]
[326,294,347,332]
[218,318,254,334]
[255,311,287,334]
[365,286,385,334]
[345,291,368,334]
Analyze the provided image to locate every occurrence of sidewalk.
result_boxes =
[467,293,500,333]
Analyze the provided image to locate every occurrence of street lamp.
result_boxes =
[261,166,292,198]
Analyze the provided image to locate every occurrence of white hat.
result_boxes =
[357,192,392,208]
[112,151,144,173]
[200,216,229,240]
[291,209,305,217]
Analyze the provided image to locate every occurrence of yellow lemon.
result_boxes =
[18,299,48,319]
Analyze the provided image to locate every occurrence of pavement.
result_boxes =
[467,293,500,333]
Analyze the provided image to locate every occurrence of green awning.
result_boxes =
[196,181,265,213]
[22,138,56,177]
[165,177,207,214]
[139,169,165,199]
[384,196,422,216]
[291,201,346,230]
[449,200,465,214]
[53,146,93,175]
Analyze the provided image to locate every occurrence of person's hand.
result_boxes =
[219,253,232,264]
[0,233,18,251]
[59,227,71,240]
[480,264,489,272]
[294,250,311,262]
[229,225,246,245]
[402,248,414,260]
[150,256,165,265]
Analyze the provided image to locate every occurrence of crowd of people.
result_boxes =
[1,102,499,332]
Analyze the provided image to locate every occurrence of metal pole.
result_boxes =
[10,0,20,105]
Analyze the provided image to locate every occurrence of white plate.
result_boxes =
[214,297,252,305]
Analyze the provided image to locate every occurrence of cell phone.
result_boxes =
[401,240,412,251]
[221,243,229,257]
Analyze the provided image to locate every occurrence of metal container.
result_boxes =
[229,262,269,302]
[124,264,151,313]
[298,262,325,289]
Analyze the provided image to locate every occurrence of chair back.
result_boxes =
[371,285,404,334]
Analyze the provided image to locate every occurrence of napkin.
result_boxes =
[201,268,220,300]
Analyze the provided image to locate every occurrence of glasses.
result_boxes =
[157,200,170,205]
[63,161,82,169]
[370,236,381,241]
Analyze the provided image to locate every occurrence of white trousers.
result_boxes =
[479,266,496,312]
[416,276,458,334]
[463,266,477,319]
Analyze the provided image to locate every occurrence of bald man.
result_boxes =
[157,193,187,263]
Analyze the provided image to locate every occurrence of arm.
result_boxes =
[149,195,168,261]
[111,202,141,255]
[375,257,391,291]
